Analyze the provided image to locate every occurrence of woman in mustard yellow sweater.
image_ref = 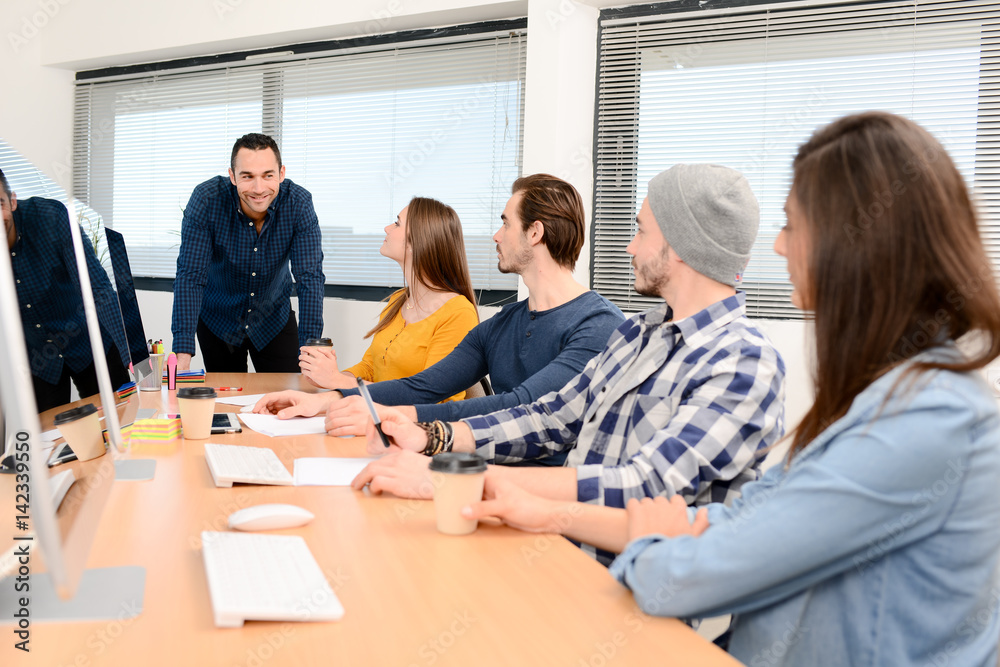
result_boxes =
[299,197,479,401]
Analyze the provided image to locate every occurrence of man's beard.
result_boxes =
[498,246,533,274]
[633,253,670,297]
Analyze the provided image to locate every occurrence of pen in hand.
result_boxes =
[356,378,391,448]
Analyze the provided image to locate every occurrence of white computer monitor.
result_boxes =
[0,199,144,622]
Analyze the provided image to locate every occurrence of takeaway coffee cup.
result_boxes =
[54,404,106,461]
[176,387,217,440]
[429,452,488,535]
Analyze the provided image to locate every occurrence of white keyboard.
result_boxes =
[201,531,344,628]
[204,443,294,487]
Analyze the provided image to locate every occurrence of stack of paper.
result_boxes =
[215,393,266,407]
[163,369,206,384]
[293,457,378,486]
[238,413,327,437]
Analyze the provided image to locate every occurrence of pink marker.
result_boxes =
[166,353,177,390]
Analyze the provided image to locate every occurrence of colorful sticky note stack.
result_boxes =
[128,418,182,443]
[162,369,206,384]
[116,381,137,400]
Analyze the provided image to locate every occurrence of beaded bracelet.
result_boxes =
[418,420,454,456]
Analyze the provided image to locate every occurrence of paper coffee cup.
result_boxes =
[176,387,217,440]
[54,404,106,461]
[429,453,487,535]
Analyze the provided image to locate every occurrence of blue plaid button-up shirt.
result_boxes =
[10,197,129,385]
[464,293,786,563]
[171,176,325,356]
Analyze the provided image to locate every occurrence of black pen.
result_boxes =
[356,378,391,448]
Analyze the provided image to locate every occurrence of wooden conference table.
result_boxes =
[3,373,738,667]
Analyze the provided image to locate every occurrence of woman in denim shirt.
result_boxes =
[609,112,1000,665]
[468,112,1000,665]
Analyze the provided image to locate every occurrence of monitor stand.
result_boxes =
[0,566,145,623]
[115,459,156,481]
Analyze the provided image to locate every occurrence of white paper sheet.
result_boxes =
[238,413,328,437]
[216,393,266,407]
[293,457,378,486]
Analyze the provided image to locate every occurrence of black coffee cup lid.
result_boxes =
[54,404,99,425]
[429,452,487,474]
[304,338,333,347]
[176,387,217,399]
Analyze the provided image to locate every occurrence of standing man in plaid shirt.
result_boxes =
[2,168,131,413]
[353,164,786,564]
[171,133,325,372]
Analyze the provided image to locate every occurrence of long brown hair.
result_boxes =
[788,112,1000,460]
[366,197,478,338]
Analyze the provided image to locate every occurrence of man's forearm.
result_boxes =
[489,465,578,502]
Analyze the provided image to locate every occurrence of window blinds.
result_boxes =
[594,0,999,318]
[73,27,527,291]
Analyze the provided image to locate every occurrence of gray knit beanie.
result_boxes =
[647,164,759,287]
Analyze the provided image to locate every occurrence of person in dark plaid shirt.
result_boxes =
[1,169,130,413]
[353,164,786,565]
[171,133,325,373]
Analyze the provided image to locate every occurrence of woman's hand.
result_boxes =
[300,346,352,390]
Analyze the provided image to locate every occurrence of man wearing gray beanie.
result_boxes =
[645,163,758,288]
[353,164,786,567]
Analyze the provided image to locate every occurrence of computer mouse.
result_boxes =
[228,504,315,531]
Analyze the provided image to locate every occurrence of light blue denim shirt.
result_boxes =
[610,349,1000,666]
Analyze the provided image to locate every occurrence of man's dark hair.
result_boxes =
[510,174,586,270]
[230,133,282,172]
[0,168,11,197]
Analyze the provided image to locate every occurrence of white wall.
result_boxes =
[4,0,823,425]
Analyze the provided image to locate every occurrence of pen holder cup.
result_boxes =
[139,354,166,392]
